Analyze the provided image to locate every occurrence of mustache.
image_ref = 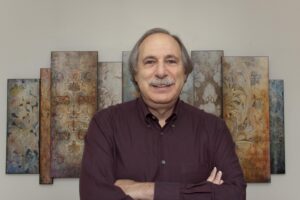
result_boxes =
[149,78,175,87]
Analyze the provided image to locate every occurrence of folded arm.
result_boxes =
[114,167,224,200]
[114,120,246,200]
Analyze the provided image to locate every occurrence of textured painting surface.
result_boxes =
[122,51,139,102]
[6,79,39,174]
[51,51,98,177]
[269,80,285,174]
[191,50,223,116]
[39,68,53,184]
[223,56,270,182]
[98,62,122,110]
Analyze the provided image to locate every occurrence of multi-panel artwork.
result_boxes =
[191,51,223,116]
[98,62,122,110]
[223,56,270,182]
[39,68,53,184]
[50,51,98,178]
[269,80,285,174]
[6,79,40,174]
[5,50,285,184]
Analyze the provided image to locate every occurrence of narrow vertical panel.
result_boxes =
[269,80,285,174]
[6,79,39,174]
[122,51,139,102]
[191,50,223,116]
[98,62,122,110]
[51,51,98,178]
[223,56,270,182]
[39,68,53,184]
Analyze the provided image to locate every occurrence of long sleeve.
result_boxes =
[79,114,134,200]
[154,119,246,200]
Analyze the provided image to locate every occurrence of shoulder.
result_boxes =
[180,101,224,124]
[93,100,137,123]
[180,101,228,136]
[86,100,138,140]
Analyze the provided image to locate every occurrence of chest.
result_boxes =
[113,122,211,183]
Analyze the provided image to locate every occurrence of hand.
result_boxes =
[207,167,224,185]
[114,179,154,200]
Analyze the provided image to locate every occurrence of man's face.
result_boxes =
[134,33,187,106]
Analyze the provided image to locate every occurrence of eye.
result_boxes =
[166,58,177,64]
[144,59,156,65]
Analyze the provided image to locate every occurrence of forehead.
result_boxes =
[138,33,181,58]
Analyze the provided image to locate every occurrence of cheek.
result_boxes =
[135,76,149,89]
[176,72,187,83]
[135,71,153,83]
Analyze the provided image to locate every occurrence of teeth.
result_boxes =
[153,84,169,88]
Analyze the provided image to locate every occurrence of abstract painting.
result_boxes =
[269,80,285,174]
[39,68,53,184]
[51,51,98,178]
[222,56,270,182]
[6,79,39,174]
[98,62,122,110]
[191,50,223,116]
[122,51,139,102]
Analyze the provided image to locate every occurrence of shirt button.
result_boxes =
[171,124,175,128]
[161,160,166,165]
[160,131,164,135]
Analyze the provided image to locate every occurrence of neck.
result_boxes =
[144,98,177,127]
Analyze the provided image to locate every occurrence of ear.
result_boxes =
[133,74,138,84]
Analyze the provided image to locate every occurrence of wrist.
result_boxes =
[134,182,154,200]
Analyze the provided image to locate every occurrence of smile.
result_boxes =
[152,84,173,88]
[150,81,175,88]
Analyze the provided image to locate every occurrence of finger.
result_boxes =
[220,180,224,185]
[213,171,223,184]
[207,167,217,182]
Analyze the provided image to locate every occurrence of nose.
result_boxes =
[155,61,167,79]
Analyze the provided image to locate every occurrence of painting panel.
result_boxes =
[39,68,53,184]
[51,51,98,178]
[191,50,223,116]
[98,62,122,110]
[6,79,39,174]
[269,80,285,174]
[222,56,270,182]
[122,51,139,102]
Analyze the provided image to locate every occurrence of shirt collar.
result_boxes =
[136,97,181,124]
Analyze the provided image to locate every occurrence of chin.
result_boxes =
[149,95,178,105]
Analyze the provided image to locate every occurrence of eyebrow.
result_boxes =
[142,56,156,61]
[142,54,179,61]
[165,55,179,60]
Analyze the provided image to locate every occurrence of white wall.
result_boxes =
[1,0,299,199]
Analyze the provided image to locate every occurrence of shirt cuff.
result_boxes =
[154,182,181,200]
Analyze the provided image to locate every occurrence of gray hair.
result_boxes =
[128,28,193,83]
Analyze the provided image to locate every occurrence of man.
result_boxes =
[80,28,246,200]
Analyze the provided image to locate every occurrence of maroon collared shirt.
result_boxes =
[80,98,246,200]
